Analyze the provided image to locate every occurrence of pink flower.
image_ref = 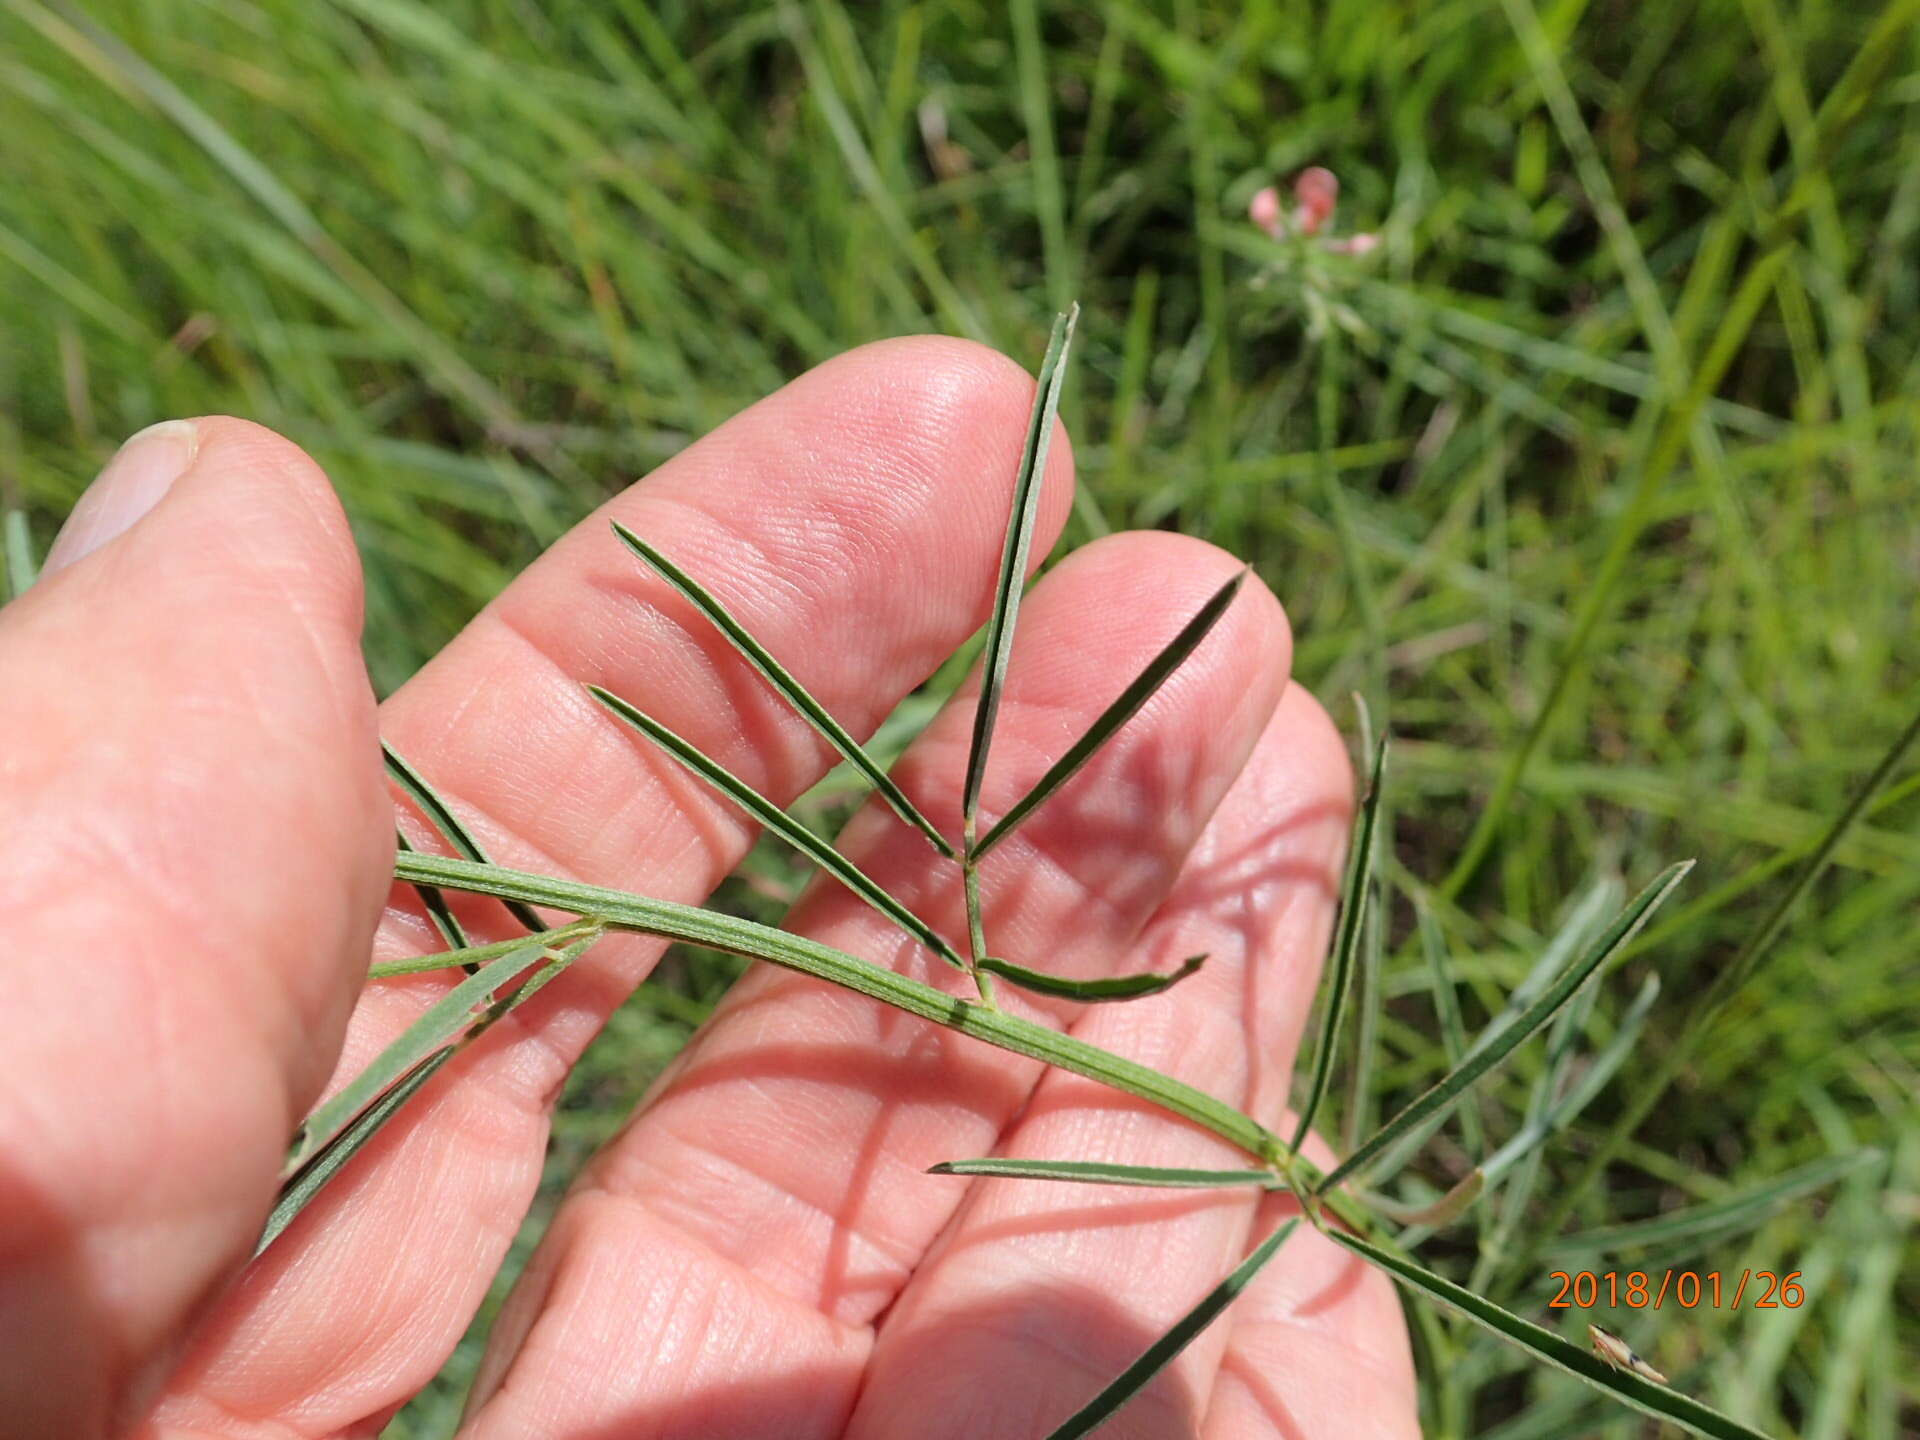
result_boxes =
[1292,166,1338,236]
[1248,166,1380,258]
[1249,185,1285,238]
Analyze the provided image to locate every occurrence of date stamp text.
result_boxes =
[1549,1270,1804,1309]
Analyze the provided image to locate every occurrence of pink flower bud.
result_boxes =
[1249,185,1285,238]
[1293,166,1339,236]
[1328,232,1380,256]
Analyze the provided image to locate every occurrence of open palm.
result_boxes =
[0,337,1415,1439]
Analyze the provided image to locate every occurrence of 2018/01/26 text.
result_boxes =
[1549,1270,1805,1310]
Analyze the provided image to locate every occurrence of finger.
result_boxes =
[0,420,388,1439]
[455,533,1291,1440]
[146,336,1077,1436]
[842,686,1358,1438]
[1201,1172,1419,1439]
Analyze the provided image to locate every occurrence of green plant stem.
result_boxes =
[391,849,1394,1239]
[960,827,994,1006]
[366,920,602,978]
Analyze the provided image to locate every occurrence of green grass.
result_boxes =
[3,1,1916,1434]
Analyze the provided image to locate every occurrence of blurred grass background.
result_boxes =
[3,0,1917,1434]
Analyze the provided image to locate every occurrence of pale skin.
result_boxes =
[0,338,1417,1439]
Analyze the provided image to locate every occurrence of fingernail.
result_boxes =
[42,419,199,578]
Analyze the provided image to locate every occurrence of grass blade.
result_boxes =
[278,938,550,1181]
[1322,860,1692,1193]
[977,952,1205,1003]
[1328,1230,1774,1440]
[1481,973,1662,1189]
[1539,700,1920,1241]
[1415,897,1483,1165]
[3,507,36,599]
[610,520,955,858]
[1376,883,1630,1186]
[384,741,547,934]
[1701,703,1920,1007]
[1291,733,1389,1149]
[1043,1219,1302,1440]
[962,305,1078,846]
[929,1157,1278,1188]
[1552,1150,1879,1260]
[1463,976,1652,1285]
[23,0,551,454]
[589,684,964,970]
[971,568,1247,861]
[1343,776,1387,1158]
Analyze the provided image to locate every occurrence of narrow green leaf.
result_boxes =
[589,684,965,970]
[610,520,955,858]
[279,938,550,1181]
[384,741,547,934]
[1553,1150,1879,1260]
[971,568,1247,860]
[1463,977,1634,1284]
[258,1048,453,1254]
[1472,973,1605,1269]
[962,305,1079,843]
[394,827,471,960]
[1415,896,1483,1164]
[1044,1219,1302,1440]
[1704,702,1920,1009]
[1343,754,1387,1157]
[1375,880,1622,1185]
[1383,882,1628,1189]
[1322,860,1692,1193]
[928,1157,1279,1189]
[1328,1229,1775,1440]
[1291,733,1389,1150]
[977,952,1205,1003]
[1482,973,1662,1188]
[3,507,36,600]
[264,930,601,1253]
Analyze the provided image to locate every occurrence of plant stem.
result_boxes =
[365,918,603,978]
[961,818,997,1008]
[391,850,1404,1232]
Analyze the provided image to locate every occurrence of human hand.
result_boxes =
[0,338,1416,1439]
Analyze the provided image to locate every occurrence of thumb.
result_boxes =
[0,418,390,1439]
